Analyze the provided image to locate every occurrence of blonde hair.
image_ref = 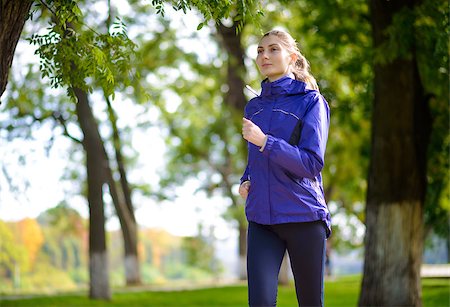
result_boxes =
[262,29,318,90]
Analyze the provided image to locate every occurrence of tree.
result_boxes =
[105,95,141,285]
[38,203,86,270]
[0,220,29,287]
[216,21,249,280]
[73,87,110,299]
[359,0,448,305]
[16,218,45,269]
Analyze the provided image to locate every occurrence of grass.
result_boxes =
[0,276,448,306]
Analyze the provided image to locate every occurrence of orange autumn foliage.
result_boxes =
[17,218,44,268]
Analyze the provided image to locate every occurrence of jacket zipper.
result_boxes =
[267,97,275,224]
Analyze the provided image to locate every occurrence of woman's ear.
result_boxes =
[290,53,298,65]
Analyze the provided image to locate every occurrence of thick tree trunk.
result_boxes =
[359,0,431,306]
[74,88,111,300]
[105,98,141,285]
[0,0,33,100]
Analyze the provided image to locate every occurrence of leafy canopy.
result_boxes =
[28,0,263,100]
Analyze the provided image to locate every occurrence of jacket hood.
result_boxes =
[260,75,309,97]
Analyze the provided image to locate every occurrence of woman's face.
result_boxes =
[256,35,294,82]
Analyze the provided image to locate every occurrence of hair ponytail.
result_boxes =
[262,30,319,90]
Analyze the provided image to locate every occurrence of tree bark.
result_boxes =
[74,88,111,300]
[0,0,33,100]
[359,0,431,306]
[216,23,247,111]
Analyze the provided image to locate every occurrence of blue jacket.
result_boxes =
[241,75,331,236]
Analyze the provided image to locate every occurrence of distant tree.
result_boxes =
[182,224,216,273]
[0,220,29,286]
[16,218,44,269]
[38,203,86,272]
[142,228,181,273]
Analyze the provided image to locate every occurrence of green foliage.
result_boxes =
[416,0,449,239]
[164,263,212,281]
[141,264,165,284]
[0,221,29,276]
[37,203,87,273]
[180,225,221,275]
[150,0,264,33]
[17,263,78,292]
[153,46,246,200]
[28,12,137,99]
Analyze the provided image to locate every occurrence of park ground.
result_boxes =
[0,275,449,306]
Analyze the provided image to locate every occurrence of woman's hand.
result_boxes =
[239,181,251,200]
[242,118,266,147]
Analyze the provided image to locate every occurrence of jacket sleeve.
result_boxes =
[240,165,250,184]
[261,94,330,179]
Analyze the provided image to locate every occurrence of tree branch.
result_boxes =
[52,111,82,144]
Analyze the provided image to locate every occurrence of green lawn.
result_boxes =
[1,276,448,306]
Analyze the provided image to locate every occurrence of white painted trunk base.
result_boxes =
[90,252,110,299]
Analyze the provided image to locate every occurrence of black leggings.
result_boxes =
[247,221,327,307]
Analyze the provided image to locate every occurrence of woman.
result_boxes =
[240,29,331,307]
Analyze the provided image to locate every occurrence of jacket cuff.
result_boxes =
[259,135,269,152]
[240,176,250,184]
[240,180,250,187]
[260,134,274,153]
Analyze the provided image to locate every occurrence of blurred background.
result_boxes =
[0,0,448,302]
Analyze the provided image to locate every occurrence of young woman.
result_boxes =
[239,29,331,307]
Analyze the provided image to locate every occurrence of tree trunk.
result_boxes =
[74,88,111,300]
[217,21,249,281]
[0,0,33,100]
[359,1,431,306]
[216,23,247,111]
[105,97,141,285]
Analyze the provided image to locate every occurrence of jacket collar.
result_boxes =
[260,74,308,97]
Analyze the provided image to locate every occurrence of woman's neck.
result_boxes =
[267,72,295,83]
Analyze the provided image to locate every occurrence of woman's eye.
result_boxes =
[257,49,263,54]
